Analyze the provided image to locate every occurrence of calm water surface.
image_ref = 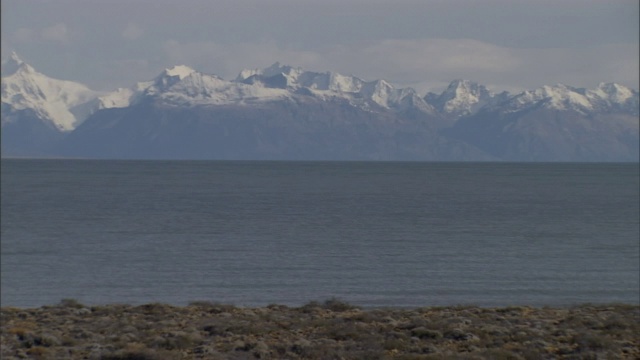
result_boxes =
[1,160,638,308]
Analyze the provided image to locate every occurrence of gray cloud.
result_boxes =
[9,24,71,45]
[2,0,637,94]
[122,23,144,41]
[40,23,70,43]
[10,28,38,44]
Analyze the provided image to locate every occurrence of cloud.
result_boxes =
[122,23,144,41]
[41,23,70,43]
[361,39,522,74]
[65,36,634,95]
[93,58,154,90]
[11,28,38,43]
[320,39,523,92]
[506,43,639,91]
[8,23,72,47]
[315,39,638,93]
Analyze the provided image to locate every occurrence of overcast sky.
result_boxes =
[1,0,638,94]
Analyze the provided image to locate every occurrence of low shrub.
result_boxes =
[58,298,85,309]
[100,350,161,360]
[298,298,359,313]
[187,301,236,314]
[25,346,50,359]
[410,327,442,340]
[323,298,358,312]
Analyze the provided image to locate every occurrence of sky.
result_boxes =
[1,0,638,94]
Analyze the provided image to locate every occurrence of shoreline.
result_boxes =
[1,300,638,359]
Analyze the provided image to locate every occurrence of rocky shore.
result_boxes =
[1,299,638,359]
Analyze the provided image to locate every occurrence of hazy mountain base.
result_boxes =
[0,106,66,158]
[52,99,495,161]
[445,108,640,162]
[3,97,637,161]
[1,300,638,359]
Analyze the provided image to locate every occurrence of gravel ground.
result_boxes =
[1,299,638,359]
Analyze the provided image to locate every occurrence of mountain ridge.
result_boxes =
[2,53,638,161]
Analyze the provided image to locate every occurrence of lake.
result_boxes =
[1,160,638,308]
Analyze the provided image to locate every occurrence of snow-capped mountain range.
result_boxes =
[2,52,638,161]
[95,61,435,119]
[498,83,639,116]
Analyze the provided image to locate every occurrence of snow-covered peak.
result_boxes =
[236,62,302,83]
[163,65,196,80]
[498,83,638,115]
[448,79,483,92]
[2,51,24,75]
[359,79,434,112]
[1,51,37,77]
[290,70,364,93]
[149,65,199,92]
[9,51,23,63]
[236,63,364,92]
[236,62,309,90]
[360,79,393,105]
[581,83,639,115]
[97,87,138,109]
[593,83,635,103]
[443,79,492,109]
[264,62,302,78]
[14,62,37,75]
[233,63,431,112]
[425,79,505,117]
[99,66,291,109]
[508,84,593,113]
[1,57,98,131]
[323,72,363,93]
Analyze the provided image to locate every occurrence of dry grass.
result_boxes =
[1,299,638,359]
